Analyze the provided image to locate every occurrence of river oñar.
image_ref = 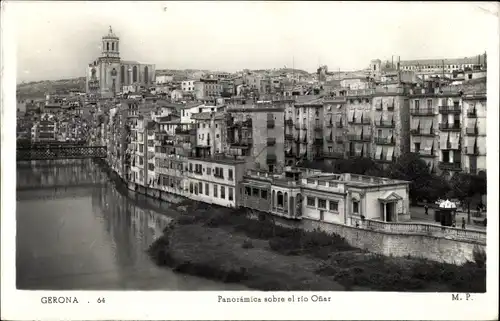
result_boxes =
[16,159,247,290]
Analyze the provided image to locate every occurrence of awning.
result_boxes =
[423,138,434,152]
[467,118,477,128]
[355,143,363,155]
[450,132,460,149]
[362,111,371,122]
[387,97,395,108]
[336,114,343,122]
[375,145,383,159]
[375,99,382,108]
[477,137,486,154]
[355,127,362,136]
[466,136,476,149]
[411,118,420,130]
[439,132,449,148]
[421,119,432,134]
[476,118,485,134]
[354,110,362,120]
[348,110,355,122]
[386,146,394,161]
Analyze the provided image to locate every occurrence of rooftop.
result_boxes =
[191,111,227,121]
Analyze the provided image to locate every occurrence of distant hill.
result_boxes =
[17,77,86,99]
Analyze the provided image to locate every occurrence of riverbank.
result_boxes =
[148,200,486,292]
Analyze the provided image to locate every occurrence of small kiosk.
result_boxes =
[434,199,457,227]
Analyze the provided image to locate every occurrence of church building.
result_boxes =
[86,26,155,99]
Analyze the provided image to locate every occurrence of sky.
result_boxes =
[7,1,498,83]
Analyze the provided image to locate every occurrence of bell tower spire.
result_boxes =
[101,26,120,60]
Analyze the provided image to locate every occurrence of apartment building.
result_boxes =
[323,95,347,161]
[191,112,228,157]
[462,92,486,175]
[227,98,286,172]
[371,91,410,165]
[194,78,223,100]
[344,90,373,159]
[130,116,148,186]
[181,80,195,92]
[292,95,325,161]
[185,155,247,207]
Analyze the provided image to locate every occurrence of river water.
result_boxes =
[16,159,247,290]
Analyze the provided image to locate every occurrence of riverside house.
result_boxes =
[238,166,411,225]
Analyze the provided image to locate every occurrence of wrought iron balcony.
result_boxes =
[285,118,294,126]
[267,137,276,146]
[410,129,435,136]
[314,138,323,145]
[314,125,323,132]
[438,105,461,114]
[438,161,462,171]
[410,108,435,116]
[439,123,461,131]
[322,151,344,159]
[347,135,371,142]
[285,134,294,141]
[335,136,344,143]
[374,137,395,145]
[375,120,395,128]
[267,120,275,129]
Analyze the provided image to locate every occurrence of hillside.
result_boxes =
[17,77,86,99]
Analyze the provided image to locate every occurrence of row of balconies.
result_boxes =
[346,135,371,142]
[438,105,461,114]
[348,118,372,125]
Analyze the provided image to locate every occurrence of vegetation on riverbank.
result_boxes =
[148,201,486,292]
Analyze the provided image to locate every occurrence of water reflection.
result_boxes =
[16,160,247,290]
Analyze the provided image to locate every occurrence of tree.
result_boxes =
[450,172,487,223]
[386,153,449,203]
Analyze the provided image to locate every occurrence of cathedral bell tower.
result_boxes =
[101,26,120,60]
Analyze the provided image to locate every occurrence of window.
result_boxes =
[189,163,193,172]
[307,196,315,207]
[139,144,144,153]
[206,167,211,175]
[213,184,218,197]
[214,167,224,178]
[318,198,327,209]
[261,190,268,199]
[228,169,233,180]
[220,186,225,199]
[228,188,234,201]
[414,143,421,152]
[198,182,203,194]
[148,163,155,171]
[329,200,339,212]
[353,201,359,214]
[427,99,432,109]
[189,182,193,194]
[414,100,420,109]
[205,183,210,196]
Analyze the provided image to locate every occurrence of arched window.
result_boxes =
[132,66,138,83]
[106,42,109,51]
[144,66,149,85]
[284,192,288,212]
[112,42,115,51]
[272,190,275,209]
[277,191,283,207]
[120,65,125,84]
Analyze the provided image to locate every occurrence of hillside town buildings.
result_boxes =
[16,26,488,233]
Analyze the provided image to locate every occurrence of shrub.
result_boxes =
[472,245,486,268]
[241,239,254,249]
[268,236,301,255]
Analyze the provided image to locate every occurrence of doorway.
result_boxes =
[386,203,394,222]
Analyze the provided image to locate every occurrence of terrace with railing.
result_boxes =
[350,217,486,244]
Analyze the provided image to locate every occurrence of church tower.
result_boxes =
[98,26,121,98]
[101,26,120,60]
